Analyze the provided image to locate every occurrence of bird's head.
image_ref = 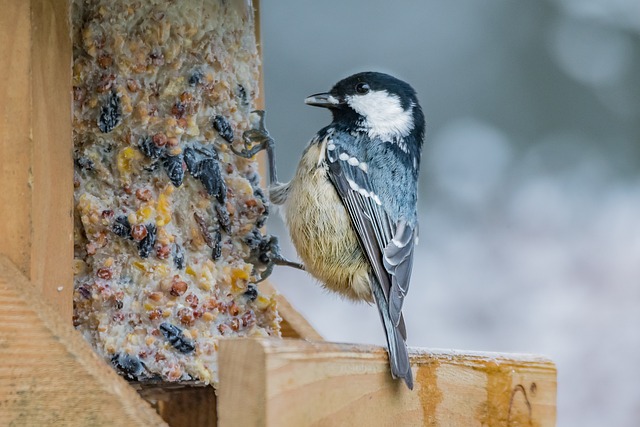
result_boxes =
[305,71,425,144]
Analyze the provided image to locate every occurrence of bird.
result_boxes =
[233,71,425,389]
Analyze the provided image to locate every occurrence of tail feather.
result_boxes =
[371,276,413,390]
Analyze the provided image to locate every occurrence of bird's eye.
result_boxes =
[355,82,370,94]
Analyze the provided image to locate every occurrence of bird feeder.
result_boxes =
[0,1,557,425]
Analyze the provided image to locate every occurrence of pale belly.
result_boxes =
[283,143,372,302]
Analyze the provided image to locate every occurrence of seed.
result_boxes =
[131,224,148,241]
[156,244,171,259]
[149,292,163,302]
[229,302,239,316]
[185,293,199,309]
[111,215,131,237]
[244,284,258,301]
[139,136,164,159]
[188,70,203,86]
[126,79,139,92]
[172,244,185,270]
[171,102,186,118]
[183,145,226,202]
[98,91,121,133]
[236,84,249,107]
[97,54,113,68]
[229,318,240,331]
[76,284,91,299]
[86,242,97,256]
[241,311,255,328]
[153,133,167,147]
[178,308,194,326]
[138,224,157,258]
[101,209,114,219]
[212,115,234,143]
[159,322,195,354]
[135,188,152,201]
[111,353,143,380]
[163,154,185,187]
[170,278,188,296]
[97,268,112,280]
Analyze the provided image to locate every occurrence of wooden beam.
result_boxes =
[0,256,168,426]
[0,0,74,320]
[260,281,323,341]
[155,387,217,427]
[217,339,557,427]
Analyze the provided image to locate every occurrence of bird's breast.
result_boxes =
[284,140,372,301]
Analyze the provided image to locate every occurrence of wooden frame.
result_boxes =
[0,1,557,426]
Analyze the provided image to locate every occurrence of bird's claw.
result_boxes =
[253,235,304,283]
[231,110,274,159]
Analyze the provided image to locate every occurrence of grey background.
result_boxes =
[259,1,640,425]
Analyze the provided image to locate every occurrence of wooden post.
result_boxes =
[217,339,557,427]
[0,0,74,320]
[0,256,168,426]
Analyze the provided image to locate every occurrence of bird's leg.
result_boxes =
[233,111,305,279]
[232,110,279,187]
[255,236,305,283]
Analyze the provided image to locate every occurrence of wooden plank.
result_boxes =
[0,0,74,320]
[260,281,323,341]
[155,387,217,427]
[217,339,557,427]
[0,256,168,426]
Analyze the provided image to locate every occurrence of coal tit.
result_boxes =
[234,72,425,389]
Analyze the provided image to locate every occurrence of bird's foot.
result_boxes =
[231,110,274,158]
[252,234,304,282]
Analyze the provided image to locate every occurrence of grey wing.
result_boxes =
[325,145,416,327]
[383,220,417,327]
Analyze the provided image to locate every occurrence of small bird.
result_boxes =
[234,72,425,389]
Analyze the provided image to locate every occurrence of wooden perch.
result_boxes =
[217,339,556,427]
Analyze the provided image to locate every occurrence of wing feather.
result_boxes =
[325,141,416,326]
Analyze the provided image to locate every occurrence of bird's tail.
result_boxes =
[371,276,413,389]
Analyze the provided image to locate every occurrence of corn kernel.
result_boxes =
[133,261,146,271]
[198,280,211,291]
[185,265,197,277]
[156,188,172,226]
[136,204,155,222]
[255,295,270,310]
[117,147,143,181]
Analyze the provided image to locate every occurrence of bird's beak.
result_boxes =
[304,92,343,108]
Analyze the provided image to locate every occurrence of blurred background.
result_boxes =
[260,1,640,425]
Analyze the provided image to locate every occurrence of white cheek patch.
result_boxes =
[347,90,414,141]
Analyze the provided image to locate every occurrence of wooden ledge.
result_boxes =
[218,339,557,427]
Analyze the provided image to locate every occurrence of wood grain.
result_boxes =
[260,281,323,341]
[0,256,168,426]
[218,339,557,427]
[155,386,217,427]
[0,0,74,320]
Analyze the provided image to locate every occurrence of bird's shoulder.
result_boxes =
[316,126,418,221]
